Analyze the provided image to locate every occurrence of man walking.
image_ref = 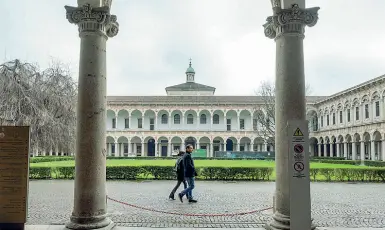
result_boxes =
[178,144,197,203]
[168,151,187,200]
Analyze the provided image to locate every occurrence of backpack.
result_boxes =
[174,157,183,172]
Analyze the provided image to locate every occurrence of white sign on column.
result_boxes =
[287,120,312,230]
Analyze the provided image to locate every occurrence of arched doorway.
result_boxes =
[147,138,155,156]
[226,139,233,151]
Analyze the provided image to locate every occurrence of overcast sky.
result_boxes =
[1,0,384,96]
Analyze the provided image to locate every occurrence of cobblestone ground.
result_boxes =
[27,180,385,228]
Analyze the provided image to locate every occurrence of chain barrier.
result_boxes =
[107,196,273,217]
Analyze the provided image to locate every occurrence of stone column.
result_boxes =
[263,3,319,230]
[115,141,118,157]
[141,142,145,157]
[336,142,340,157]
[168,142,172,156]
[210,114,213,130]
[210,142,214,157]
[343,142,348,159]
[352,142,357,160]
[128,140,131,156]
[371,140,376,161]
[381,139,385,161]
[65,1,119,229]
[155,142,158,157]
[323,143,327,157]
[360,141,365,161]
[317,144,321,157]
[154,113,158,130]
[107,143,111,156]
[330,143,334,157]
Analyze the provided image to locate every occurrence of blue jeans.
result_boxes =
[181,177,195,199]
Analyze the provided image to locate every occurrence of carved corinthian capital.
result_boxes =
[65,3,119,38]
[263,4,319,40]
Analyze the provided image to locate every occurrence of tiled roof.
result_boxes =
[165,82,215,92]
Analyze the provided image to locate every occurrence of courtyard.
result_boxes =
[27,180,385,228]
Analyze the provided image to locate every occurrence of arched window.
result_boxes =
[174,114,180,124]
[213,114,219,124]
[200,114,207,124]
[161,114,168,124]
[187,114,194,124]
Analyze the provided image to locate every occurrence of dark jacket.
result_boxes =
[175,156,185,181]
[183,152,196,178]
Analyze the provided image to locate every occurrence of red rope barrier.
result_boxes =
[107,196,273,217]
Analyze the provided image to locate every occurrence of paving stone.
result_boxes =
[26,180,385,228]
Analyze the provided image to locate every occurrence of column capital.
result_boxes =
[263,4,320,40]
[65,3,119,38]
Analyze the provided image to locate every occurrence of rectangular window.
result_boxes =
[138,118,142,129]
[124,118,129,129]
[123,143,128,153]
[150,118,154,130]
[376,101,380,117]
[187,115,194,124]
[332,113,335,125]
[240,145,245,151]
[365,104,369,119]
[227,119,231,131]
[111,143,115,154]
[347,109,351,122]
[339,111,343,123]
[327,115,329,126]
[112,118,116,129]
[240,119,245,130]
[136,145,141,154]
[355,107,359,120]
[321,116,323,127]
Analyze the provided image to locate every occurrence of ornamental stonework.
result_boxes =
[263,4,320,39]
[65,3,119,38]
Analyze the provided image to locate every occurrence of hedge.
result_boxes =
[30,156,74,163]
[29,166,385,182]
[314,159,385,167]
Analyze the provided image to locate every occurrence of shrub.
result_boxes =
[310,168,385,182]
[314,159,385,167]
[30,156,74,163]
[29,167,52,179]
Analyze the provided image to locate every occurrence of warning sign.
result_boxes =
[294,144,304,153]
[293,128,303,137]
[294,162,304,172]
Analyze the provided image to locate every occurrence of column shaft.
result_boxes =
[263,4,319,230]
[371,141,376,161]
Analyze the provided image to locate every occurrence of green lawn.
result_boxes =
[31,159,370,169]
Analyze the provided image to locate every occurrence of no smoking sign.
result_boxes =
[294,162,304,172]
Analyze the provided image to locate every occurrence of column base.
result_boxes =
[65,214,114,230]
[264,211,316,230]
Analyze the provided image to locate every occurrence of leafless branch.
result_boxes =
[254,81,312,146]
[0,59,77,155]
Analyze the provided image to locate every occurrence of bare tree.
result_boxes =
[0,59,77,156]
[254,81,312,146]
